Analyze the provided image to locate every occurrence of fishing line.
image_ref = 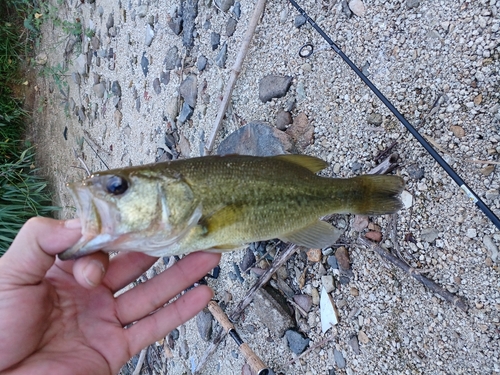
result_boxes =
[288,0,500,230]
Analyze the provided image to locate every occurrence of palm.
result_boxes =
[0,217,221,375]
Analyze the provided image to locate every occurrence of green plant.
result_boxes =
[0,144,59,255]
[0,0,61,256]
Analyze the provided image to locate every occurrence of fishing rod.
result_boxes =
[288,0,500,231]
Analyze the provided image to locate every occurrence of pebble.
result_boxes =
[342,0,353,17]
[93,82,106,98]
[145,23,154,47]
[366,113,383,126]
[71,72,81,85]
[406,164,424,179]
[466,228,477,238]
[226,17,237,37]
[285,329,310,354]
[106,13,114,30]
[178,102,194,123]
[197,55,208,71]
[111,81,121,97]
[294,15,307,28]
[164,46,179,70]
[141,52,149,76]
[179,75,198,108]
[358,330,369,344]
[483,235,499,262]
[311,287,320,305]
[239,247,256,273]
[160,70,170,85]
[259,75,293,102]
[276,110,292,130]
[75,54,88,75]
[215,42,228,68]
[167,15,182,35]
[349,335,361,355]
[349,0,366,17]
[401,190,413,208]
[233,2,241,18]
[219,0,235,12]
[327,255,338,270]
[307,248,322,262]
[153,78,161,94]
[420,227,439,242]
[217,121,294,156]
[196,308,213,341]
[335,247,350,270]
[293,294,312,313]
[211,32,220,51]
[114,109,122,127]
[179,339,189,359]
[251,289,294,338]
[406,0,421,8]
[450,125,465,138]
[322,275,335,293]
[135,97,141,112]
[350,287,359,296]
[352,215,369,232]
[286,112,314,150]
[365,231,382,242]
[334,349,346,368]
[182,0,197,48]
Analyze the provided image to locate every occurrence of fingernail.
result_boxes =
[83,260,105,287]
[65,218,82,230]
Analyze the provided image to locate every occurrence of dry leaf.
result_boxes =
[474,94,482,105]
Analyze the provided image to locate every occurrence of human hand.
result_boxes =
[0,217,221,374]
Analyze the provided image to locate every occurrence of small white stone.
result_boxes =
[466,228,477,238]
[320,287,339,333]
[401,190,413,208]
[322,275,335,293]
[349,0,366,17]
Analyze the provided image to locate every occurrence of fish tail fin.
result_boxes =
[343,175,404,215]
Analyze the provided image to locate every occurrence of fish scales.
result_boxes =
[59,154,404,260]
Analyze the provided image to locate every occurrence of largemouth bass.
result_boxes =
[59,154,404,260]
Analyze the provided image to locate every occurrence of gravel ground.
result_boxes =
[31,0,499,374]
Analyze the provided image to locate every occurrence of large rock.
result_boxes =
[217,121,295,156]
[249,288,294,338]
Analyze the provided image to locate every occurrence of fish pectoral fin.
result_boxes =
[272,154,328,173]
[202,204,242,233]
[279,221,343,249]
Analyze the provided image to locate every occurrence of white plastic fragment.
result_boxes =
[320,287,340,333]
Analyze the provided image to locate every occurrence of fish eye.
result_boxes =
[105,175,129,195]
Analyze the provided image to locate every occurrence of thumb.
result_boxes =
[0,217,83,285]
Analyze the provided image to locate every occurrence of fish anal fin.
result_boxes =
[279,221,342,249]
[272,154,329,173]
[204,244,247,253]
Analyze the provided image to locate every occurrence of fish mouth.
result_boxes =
[59,181,120,260]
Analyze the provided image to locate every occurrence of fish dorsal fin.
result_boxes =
[272,154,329,173]
[279,220,342,249]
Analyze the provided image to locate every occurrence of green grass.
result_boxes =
[0,0,60,256]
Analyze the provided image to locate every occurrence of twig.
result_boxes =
[205,0,267,154]
[132,348,147,375]
[465,159,500,165]
[194,244,297,374]
[286,335,334,366]
[358,236,468,312]
[368,153,399,175]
